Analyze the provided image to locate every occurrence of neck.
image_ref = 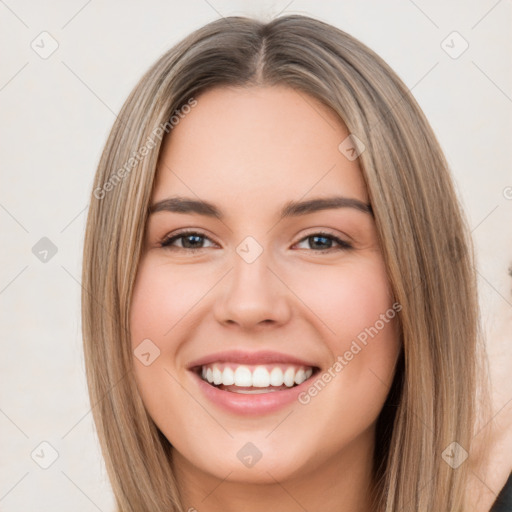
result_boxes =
[172,425,377,512]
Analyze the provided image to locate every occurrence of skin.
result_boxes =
[129,85,401,512]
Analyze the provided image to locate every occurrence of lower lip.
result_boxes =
[191,371,315,415]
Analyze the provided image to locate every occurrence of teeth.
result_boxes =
[212,366,222,385]
[269,367,284,386]
[294,368,305,385]
[283,367,295,387]
[222,366,235,385]
[234,366,252,387]
[252,366,270,387]
[200,363,314,388]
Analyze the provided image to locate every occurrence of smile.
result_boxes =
[187,350,321,414]
[199,363,315,394]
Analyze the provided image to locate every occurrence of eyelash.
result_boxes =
[159,230,353,253]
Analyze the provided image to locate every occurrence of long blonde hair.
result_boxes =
[82,14,484,511]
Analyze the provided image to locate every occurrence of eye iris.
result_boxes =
[182,234,203,249]
[310,235,332,250]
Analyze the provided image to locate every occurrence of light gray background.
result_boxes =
[1,1,511,510]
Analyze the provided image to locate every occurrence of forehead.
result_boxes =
[153,85,368,212]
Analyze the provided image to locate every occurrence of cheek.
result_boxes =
[291,256,400,417]
[129,257,225,416]
[130,259,213,346]
[289,256,396,348]
[129,260,188,414]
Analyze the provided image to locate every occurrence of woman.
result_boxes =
[82,14,505,511]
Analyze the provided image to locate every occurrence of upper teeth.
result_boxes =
[201,364,313,387]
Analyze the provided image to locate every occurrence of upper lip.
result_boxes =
[187,350,319,370]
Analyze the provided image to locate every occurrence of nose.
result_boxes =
[213,244,292,330]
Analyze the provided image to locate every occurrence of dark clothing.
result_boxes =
[490,472,512,512]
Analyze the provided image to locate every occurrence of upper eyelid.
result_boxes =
[161,229,218,246]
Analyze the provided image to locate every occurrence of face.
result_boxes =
[130,85,401,488]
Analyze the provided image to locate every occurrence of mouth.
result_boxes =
[187,350,322,414]
[191,362,320,394]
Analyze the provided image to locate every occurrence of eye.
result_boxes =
[293,232,353,252]
[159,230,353,253]
[160,230,217,251]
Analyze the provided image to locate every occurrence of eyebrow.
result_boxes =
[149,195,373,219]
